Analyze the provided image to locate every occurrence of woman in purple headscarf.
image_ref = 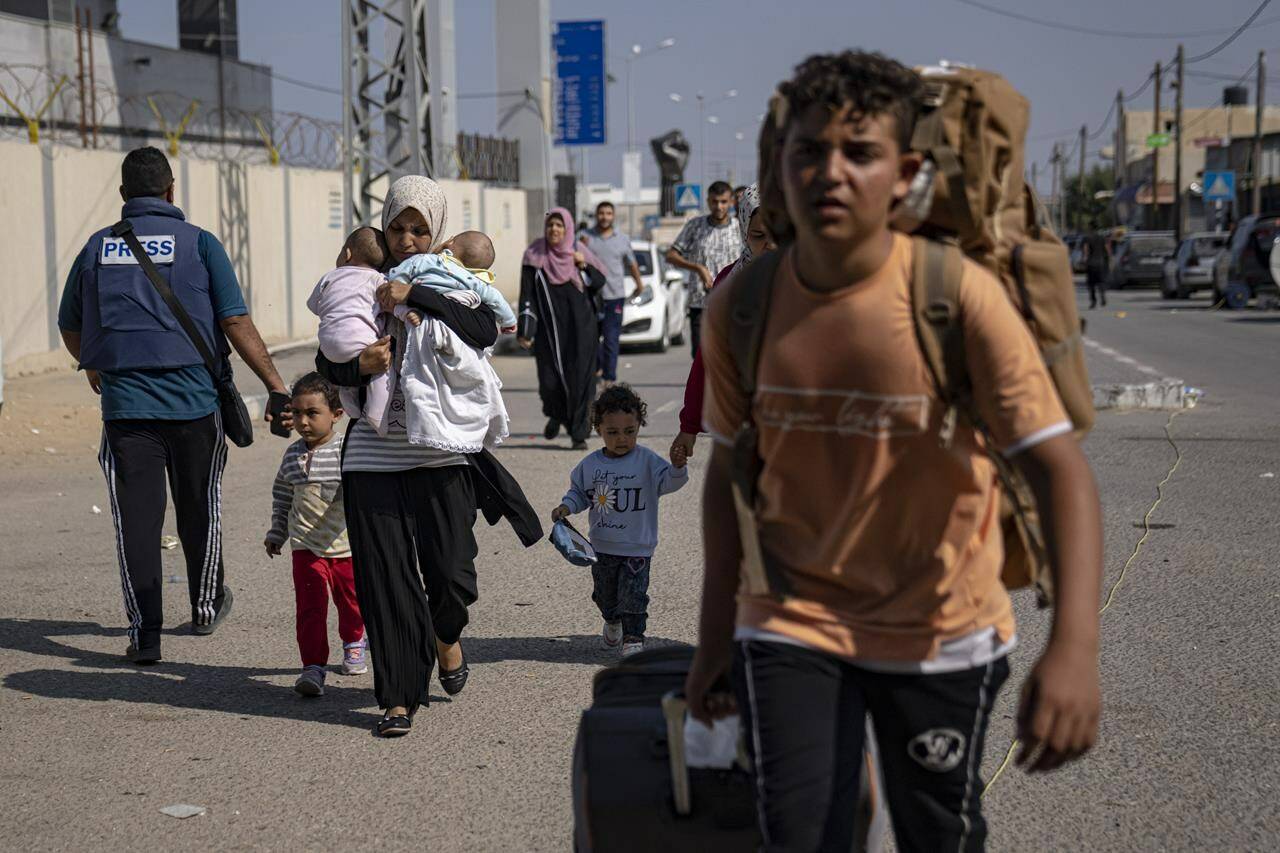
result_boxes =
[517,208,607,449]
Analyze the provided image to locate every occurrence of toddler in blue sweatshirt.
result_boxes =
[553,384,688,657]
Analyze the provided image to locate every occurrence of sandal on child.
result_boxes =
[376,713,412,737]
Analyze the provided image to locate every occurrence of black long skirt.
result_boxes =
[532,281,599,442]
[342,465,479,714]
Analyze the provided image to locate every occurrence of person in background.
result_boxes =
[518,209,609,449]
[670,184,772,465]
[57,146,289,665]
[665,180,743,355]
[687,51,1103,850]
[1083,228,1111,309]
[581,201,645,388]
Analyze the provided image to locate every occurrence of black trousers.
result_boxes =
[99,414,229,653]
[342,465,479,714]
[688,307,704,358]
[734,641,1010,853]
[1087,267,1108,307]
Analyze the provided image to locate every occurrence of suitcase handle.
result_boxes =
[661,690,750,817]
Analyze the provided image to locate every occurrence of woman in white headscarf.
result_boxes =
[314,175,539,737]
[669,184,773,462]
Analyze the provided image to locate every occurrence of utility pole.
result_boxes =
[1253,49,1266,215]
[1115,90,1126,188]
[1150,61,1162,230]
[1051,143,1062,232]
[1174,44,1184,243]
[1078,124,1087,232]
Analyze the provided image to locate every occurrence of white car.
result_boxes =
[620,241,687,352]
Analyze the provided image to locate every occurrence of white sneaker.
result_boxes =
[602,621,623,649]
[620,637,644,658]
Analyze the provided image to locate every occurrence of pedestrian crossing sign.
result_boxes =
[675,183,702,212]
[1203,170,1235,202]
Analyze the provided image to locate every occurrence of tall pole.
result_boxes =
[215,0,227,155]
[1174,44,1185,243]
[698,93,705,190]
[1051,143,1061,232]
[1078,124,1087,232]
[1115,89,1126,188]
[75,8,87,148]
[1150,61,1162,230]
[1253,49,1266,215]
[87,10,97,148]
[1031,161,1038,198]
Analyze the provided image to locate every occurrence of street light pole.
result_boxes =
[623,37,674,232]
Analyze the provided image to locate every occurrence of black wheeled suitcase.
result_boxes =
[571,646,761,852]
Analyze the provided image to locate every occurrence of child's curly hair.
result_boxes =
[291,371,341,412]
[758,51,924,245]
[591,383,647,429]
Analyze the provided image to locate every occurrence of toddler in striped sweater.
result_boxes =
[264,373,367,697]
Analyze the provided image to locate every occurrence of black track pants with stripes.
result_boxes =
[99,414,228,653]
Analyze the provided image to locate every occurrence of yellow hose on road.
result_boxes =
[984,408,1185,795]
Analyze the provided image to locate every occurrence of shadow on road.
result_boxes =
[462,634,687,666]
[0,618,409,730]
[1228,316,1280,324]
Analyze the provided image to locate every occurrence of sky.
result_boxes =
[113,0,1280,193]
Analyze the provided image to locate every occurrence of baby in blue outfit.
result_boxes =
[387,231,517,332]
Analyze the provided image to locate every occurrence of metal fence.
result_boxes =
[0,62,520,182]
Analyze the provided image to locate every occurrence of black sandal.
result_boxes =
[439,646,469,696]
[376,714,412,737]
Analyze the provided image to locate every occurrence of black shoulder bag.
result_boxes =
[110,220,255,448]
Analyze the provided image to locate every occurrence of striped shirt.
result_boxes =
[267,434,350,558]
[340,318,468,473]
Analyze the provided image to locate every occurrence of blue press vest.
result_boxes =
[77,198,223,372]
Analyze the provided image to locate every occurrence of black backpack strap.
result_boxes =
[910,236,969,446]
[724,250,793,600]
[110,219,222,380]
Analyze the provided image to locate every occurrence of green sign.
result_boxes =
[1147,133,1171,148]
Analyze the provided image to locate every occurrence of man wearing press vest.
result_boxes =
[58,146,289,664]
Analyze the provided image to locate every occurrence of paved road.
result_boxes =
[0,286,1276,850]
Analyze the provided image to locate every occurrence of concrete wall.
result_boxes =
[0,10,274,153]
[1,138,527,375]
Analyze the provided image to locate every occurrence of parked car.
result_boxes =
[1212,213,1280,309]
[1160,232,1229,299]
[1109,232,1177,288]
[620,241,687,352]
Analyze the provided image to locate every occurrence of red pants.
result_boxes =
[292,549,364,668]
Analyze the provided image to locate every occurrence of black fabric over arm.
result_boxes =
[407,284,498,349]
[315,350,368,388]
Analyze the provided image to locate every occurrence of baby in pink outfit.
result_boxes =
[307,227,419,435]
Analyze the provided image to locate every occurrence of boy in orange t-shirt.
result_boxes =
[685,52,1104,851]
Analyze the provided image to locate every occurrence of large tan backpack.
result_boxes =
[733,63,1093,606]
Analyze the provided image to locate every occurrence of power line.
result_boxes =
[1184,1,1272,64]
[954,0,1280,39]
[268,70,341,96]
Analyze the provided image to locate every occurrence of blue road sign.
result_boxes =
[674,183,702,212]
[553,20,606,146]
[1203,170,1236,201]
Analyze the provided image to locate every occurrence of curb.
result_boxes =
[1092,378,1194,411]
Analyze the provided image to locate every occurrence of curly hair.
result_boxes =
[758,51,924,245]
[591,383,647,429]
[290,372,341,412]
